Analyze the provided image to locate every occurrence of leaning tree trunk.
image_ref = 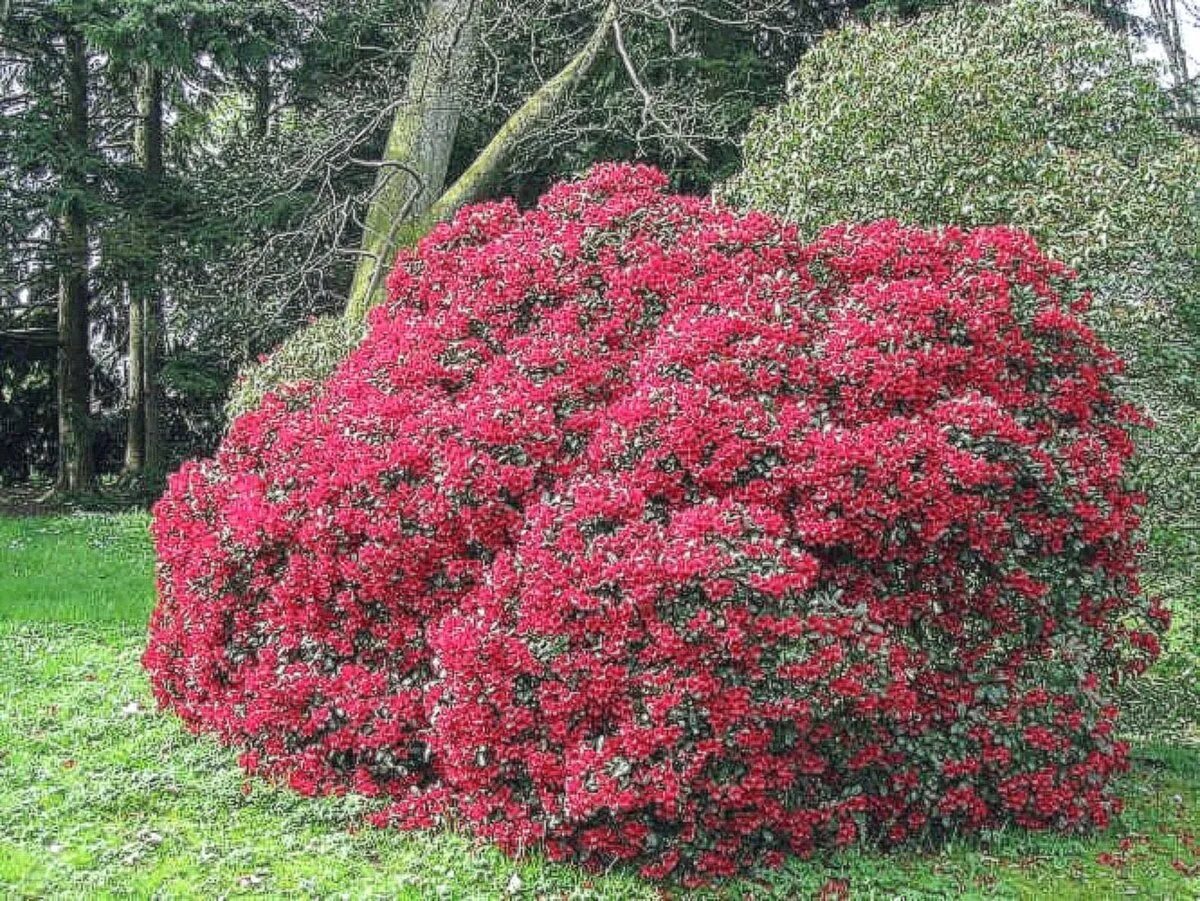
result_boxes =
[427,2,618,223]
[345,0,481,320]
[137,64,167,487]
[55,28,94,494]
[345,0,619,322]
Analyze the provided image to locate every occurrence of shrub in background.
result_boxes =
[721,0,1200,673]
[721,0,1200,331]
[224,314,362,421]
[146,164,1165,883]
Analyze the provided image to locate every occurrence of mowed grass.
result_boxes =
[0,513,155,623]
[0,514,1198,897]
[0,624,1198,898]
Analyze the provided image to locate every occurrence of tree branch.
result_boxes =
[425,0,620,223]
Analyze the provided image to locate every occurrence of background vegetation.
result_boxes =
[1,0,1197,894]
[3,0,1194,497]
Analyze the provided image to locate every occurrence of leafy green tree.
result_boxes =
[1,1,113,492]
[1,0,293,488]
[88,0,287,487]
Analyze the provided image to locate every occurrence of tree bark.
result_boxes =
[143,291,165,483]
[122,283,145,475]
[55,27,94,494]
[138,64,167,486]
[122,64,164,485]
[252,62,271,139]
[345,0,482,320]
[345,1,620,322]
[427,1,618,224]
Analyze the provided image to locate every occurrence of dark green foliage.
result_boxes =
[0,311,56,482]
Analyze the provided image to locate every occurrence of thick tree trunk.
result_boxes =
[427,2,618,223]
[345,1,619,322]
[345,0,481,321]
[55,28,94,494]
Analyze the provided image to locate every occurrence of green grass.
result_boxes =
[1,623,1198,899]
[0,514,1197,897]
[0,513,155,623]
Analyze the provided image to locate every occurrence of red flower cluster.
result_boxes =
[144,163,1166,884]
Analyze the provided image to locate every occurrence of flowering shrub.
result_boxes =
[719,0,1200,640]
[145,163,1166,884]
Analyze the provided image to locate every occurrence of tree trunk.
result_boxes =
[143,291,165,483]
[138,64,164,178]
[122,64,164,485]
[427,1,618,223]
[345,0,481,321]
[346,1,620,322]
[122,283,145,475]
[137,64,167,486]
[55,27,94,494]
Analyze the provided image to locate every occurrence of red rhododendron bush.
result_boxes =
[145,164,1167,884]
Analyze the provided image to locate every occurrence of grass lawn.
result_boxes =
[1,513,1198,898]
[0,513,155,624]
